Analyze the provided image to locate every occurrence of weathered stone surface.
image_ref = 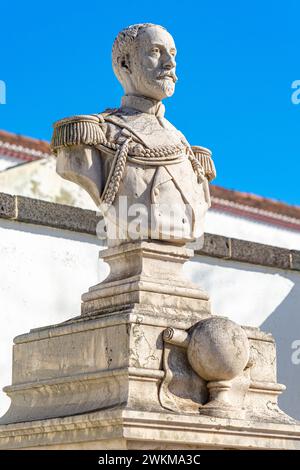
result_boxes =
[0,307,203,425]
[0,300,291,429]
[230,238,290,269]
[1,404,300,449]
[199,233,231,259]
[16,195,100,235]
[0,193,16,219]
[187,317,249,381]
[160,320,289,422]
[291,250,300,270]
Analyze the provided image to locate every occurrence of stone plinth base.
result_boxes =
[0,307,299,450]
[1,408,300,450]
[1,241,299,450]
[0,307,209,425]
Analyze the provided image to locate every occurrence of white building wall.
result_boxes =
[206,209,300,250]
[0,155,21,171]
[0,157,97,208]
[0,219,106,416]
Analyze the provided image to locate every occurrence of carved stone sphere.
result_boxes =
[187,317,250,382]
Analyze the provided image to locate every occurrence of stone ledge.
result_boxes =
[0,192,299,272]
[230,238,290,269]
[199,233,231,259]
[0,192,100,235]
[0,193,16,219]
[199,234,296,271]
[16,196,100,235]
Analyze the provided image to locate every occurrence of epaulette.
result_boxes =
[191,146,216,182]
[51,113,107,153]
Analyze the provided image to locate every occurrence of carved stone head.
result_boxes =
[112,23,177,101]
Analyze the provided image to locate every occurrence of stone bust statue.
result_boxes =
[51,23,216,247]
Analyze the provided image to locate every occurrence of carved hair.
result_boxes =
[112,23,166,83]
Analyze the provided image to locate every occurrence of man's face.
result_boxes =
[129,26,177,101]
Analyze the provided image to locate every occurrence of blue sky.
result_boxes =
[0,0,299,205]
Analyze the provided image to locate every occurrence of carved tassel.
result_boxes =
[191,146,216,182]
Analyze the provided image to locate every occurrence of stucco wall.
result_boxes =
[0,215,300,420]
[0,219,106,415]
[0,155,20,172]
[206,209,300,250]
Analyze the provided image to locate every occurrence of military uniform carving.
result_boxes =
[52,95,215,246]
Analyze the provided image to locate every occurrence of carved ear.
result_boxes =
[120,54,131,74]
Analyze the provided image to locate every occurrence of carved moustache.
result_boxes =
[157,71,178,83]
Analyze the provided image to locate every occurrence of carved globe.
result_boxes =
[187,317,249,382]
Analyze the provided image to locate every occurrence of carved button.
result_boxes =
[153,188,160,197]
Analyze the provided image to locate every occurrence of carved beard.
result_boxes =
[157,77,175,97]
[136,73,176,99]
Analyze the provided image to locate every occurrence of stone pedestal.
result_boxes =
[0,241,300,449]
[81,241,210,315]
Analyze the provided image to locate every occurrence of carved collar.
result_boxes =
[121,95,165,118]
